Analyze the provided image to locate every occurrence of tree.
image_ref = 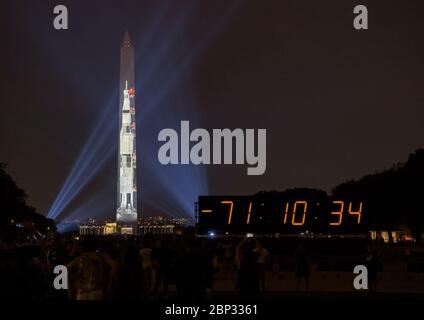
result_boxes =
[332,149,424,243]
[0,163,55,236]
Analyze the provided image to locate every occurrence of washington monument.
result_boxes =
[116,31,138,231]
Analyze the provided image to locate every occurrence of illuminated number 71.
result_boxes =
[221,200,234,224]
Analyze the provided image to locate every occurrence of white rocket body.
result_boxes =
[116,31,138,226]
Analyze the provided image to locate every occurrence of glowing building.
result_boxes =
[116,31,138,231]
[104,222,118,235]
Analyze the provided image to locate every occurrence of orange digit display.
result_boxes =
[292,201,307,226]
[246,202,253,224]
[283,202,289,224]
[198,196,365,234]
[348,202,362,224]
[221,200,234,224]
[329,201,344,226]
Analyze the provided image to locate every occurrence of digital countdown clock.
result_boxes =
[197,194,366,235]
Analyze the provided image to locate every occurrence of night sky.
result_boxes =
[1,0,423,221]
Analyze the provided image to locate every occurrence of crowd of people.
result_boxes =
[62,235,276,300]
[1,225,382,300]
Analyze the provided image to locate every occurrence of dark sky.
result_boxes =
[1,0,423,220]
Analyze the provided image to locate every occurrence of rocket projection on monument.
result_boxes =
[116,31,138,225]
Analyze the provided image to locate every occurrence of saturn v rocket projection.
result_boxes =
[116,31,138,225]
